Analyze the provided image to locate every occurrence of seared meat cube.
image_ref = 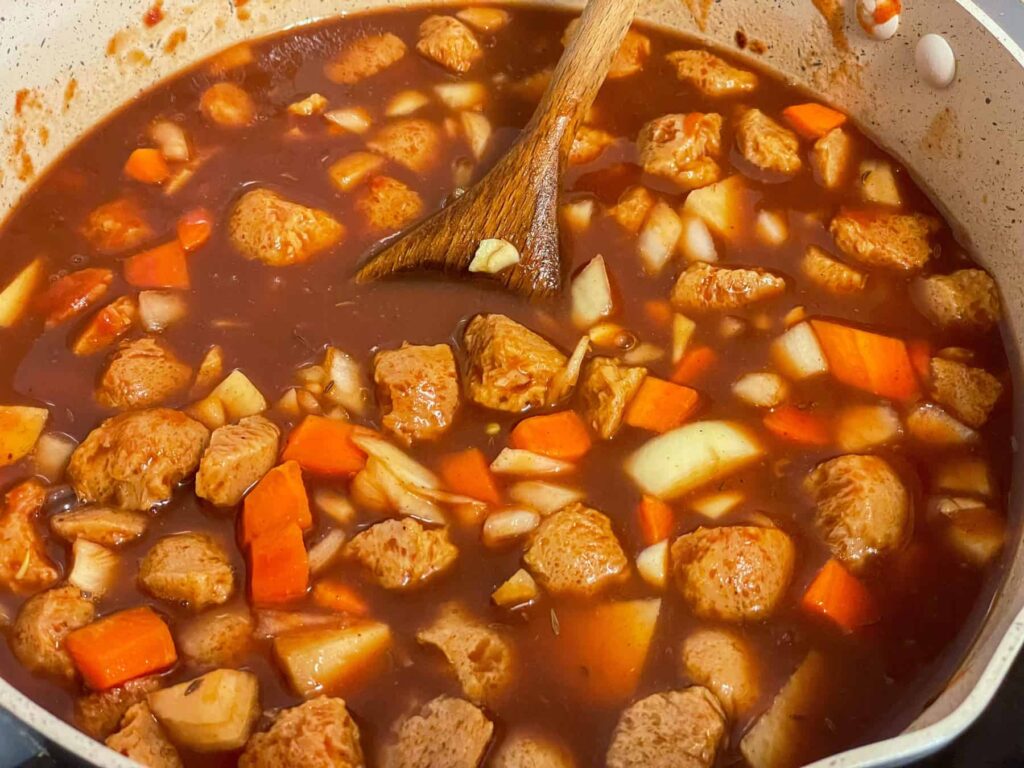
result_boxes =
[0,480,59,593]
[229,188,345,267]
[382,696,493,768]
[325,32,407,84]
[240,697,364,768]
[578,357,647,439]
[735,109,802,176]
[462,314,567,413]
[492,732,575,768]
[82,198,154,255]
[680,629,759,717]
[50,506,149,548]
[811,128,852,189]
[200,83,255,128]
[356,176,424,231]
[569,126,615,165]
[139,532,235,610]
[801,246,866,294]
[416,16,482,73]
[671,526,795,621]
[672,263,786,313]
[195,415,280,506]
[804,454,910,572]
[606,687,726,768]
[830,210,939,271]
[68,408,209,511]
[928,357,1002,428]
[105,703,182,768]
[417,602,514,705]
[177,611,253,668]
[911,268,1001,332]
[345,518,458,590]
[373,343,459,444]
[367,119,442,174]
[637,113,722,190]
[74,675,162,740]
[523,503,628,597]
[610,186,655,234]
[96,338,192,410]
[564,20,650,79]
[11,585,95,682]
[666,50,758,97]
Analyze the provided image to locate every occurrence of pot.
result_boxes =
[0,1,1022,765]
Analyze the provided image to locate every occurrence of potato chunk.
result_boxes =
[666,49,757,96]
[735,109,802,176]
[830,210,939,271]
[274,622,392,697]
[416,16,482,73]
[325,32,407,84]
[229,188,345,267]
[637,113,722,190]
[0,405,48,467]
[96,338,192,410]
[148,669,260,752]
[345,518,457,590]
[929,498,1006,567]
[607,687,726,768]
[195,415,279,506]
[139,532,235,610]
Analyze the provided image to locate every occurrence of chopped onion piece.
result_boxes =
[68,539,119,598]
[482,507,541,548]
[350,468,389,513]
[435,82,487,111]
[149,120,191,162]
[637,201,682,275]
[621,343,665,365]
[491,568,539,608]
[859,159,901,206]
[308,529,347,575]
[287,93,329,116]
[365,458,446,524]
[276,388,301,419]
[324,107,372,134]
[547,336,590,405]
[508,480,585,515]
[755,209,788,246]
[351,435,440,490]
[138,290,188,332]
[34,432,77,482]
[385,90,429,117]
[460,112,492,160]
[677,215,718,263]
[571,255,614,329]
[313,488,357,526]
[690,490,745,519]
[490,448,574,476]
[636,540,668,589]
[560,199,595,234]
[732,373,789,408]
[322,347,370,416]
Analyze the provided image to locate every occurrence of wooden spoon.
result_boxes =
[355,0,640,297]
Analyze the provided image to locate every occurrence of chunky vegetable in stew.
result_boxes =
[0,6,1013,768]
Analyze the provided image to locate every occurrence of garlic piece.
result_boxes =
[856,0,901,41]
[469,238,521,274]
[916,34,956,89]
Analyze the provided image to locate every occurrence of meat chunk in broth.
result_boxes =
[367,118,443,174]
[830,210,939,271]
[177,611,253,668]
[382,696,493,768]
[491,732,576,768]
[81,198,153,255]
[95,337,192,410]
[606,687,726,768]
[928,357,1003,428]
[240,697,364,768]
[345,518,458,590]
[0,480,59,594]
[801,246,867,295]
[564,19,650,79]
[200,83,256,128]
[138,532,235,610]
[356,176,425,231]
[10,585,95,682]
[74,675,162,740]
[577,356,647,440]
[804,455,910,572]
[665,49,758,96]
[325,32,407,84]
[672,263,786,312]
[911,268,1002,332]
[373,343,459,444]
[735,109,802,176]
[228,188,345,266]
[637,113,722,190]
[680,628,760,718]
[811,128,852,189]
[67,408,209,510]
[416,16,482,73]
[195,415,280,506]
[105,703,183,768]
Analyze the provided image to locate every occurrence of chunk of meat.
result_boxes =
[928,357,1002,428]
[199,82,255,128]
[563,20,650,79]
[491,732,576,768]
[417,602,514,705]
[671,526,795,621]
[0,480,59,593]
[72,296,138,356]
[801,246,866,294]
[804,455,910,572]
[569,127,615,165]
[105,703,183,768]
[381,696,493,768]
[367,119,442,174]
[177,611,253,668]
[36,268,113,328]
[68,408,209,511]
[523,503,628,597]
[665,50,758,97]
[811,128,852,189]
[82,198,154,254]
[138,532,235,610]
[679,629,759,717]
[911,269,1001,332]
[74,675,162,740]
[637,113,722,190]
[373,343,459,444]
[735,109,802,176]
[462,314,567,413]
[345,518,458,590]
[240,697,364,768]
[830,210,939,272]
[577,357,647,439]
[672,263,786,313]
[50,506,149,548]
[96,337,192,410]
[356,176,425,231]
[229,188,345,267]
[606,687,726,768]
[416,16,482,73]
[10,585,95,682]
[325,32,407,84]
[195,415,280,506]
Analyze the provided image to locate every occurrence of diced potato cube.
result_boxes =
[188,395,227,431]
[932,501,1006,567]
[192,346,225,396]
[0,259,45,328]
[637,201,682,275]
[324,107,372,134]
[783,306,807,328]
[933,457,993,498]
[610,186,655,234]
[209,370,268,423]
[677,215,718,263]
[755,210,789,246]
[490,448,574,477]
[671,313,697,364]
[150,121,191,162]
[456,7,511,31]
[33,432,76,482]
[482,508,541,548]
[385,90,429,117]
[507,481,585,516]
[492,568,539,608]
[859,159,902,206]
[682,175,747,239]
[690,490,745,519]
[636,540,668,589]
[571,255,614,329]
[770,322,828,381]
[835,404,902,451]
[67,539,119,598]
[435,82,486,111]
[732,373,789,408]
[148,669,260,752]
[460,111,492,160]
[273,623,392,697]
[138,290,188,332]
[328,152,385,192]
[0,406,48,468]
[560,199,595,235]
[906,403,978,446]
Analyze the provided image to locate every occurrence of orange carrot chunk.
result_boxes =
[123,148,171,184]
[637,495,674,546]
[782,103,847,139]
[670,345,717,385]
[907,338,932,383]
[281,415,368,477]
[438,448,502,505]
[250,523,309,605]
[763,405,831,446]
[123,241,190,289]
[872,0,901,24]
[35,268,114,328]
[241,460,312,546]
[642,299,673,329]
[312,579,370,616]
[801,559,880,633]
[624,377,700,433]
[509,411,592,461]
[176,207,213,252]
[810,319,920,401]
[65,607,177,690]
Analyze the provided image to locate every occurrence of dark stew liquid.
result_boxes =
[0,6,1013,768]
